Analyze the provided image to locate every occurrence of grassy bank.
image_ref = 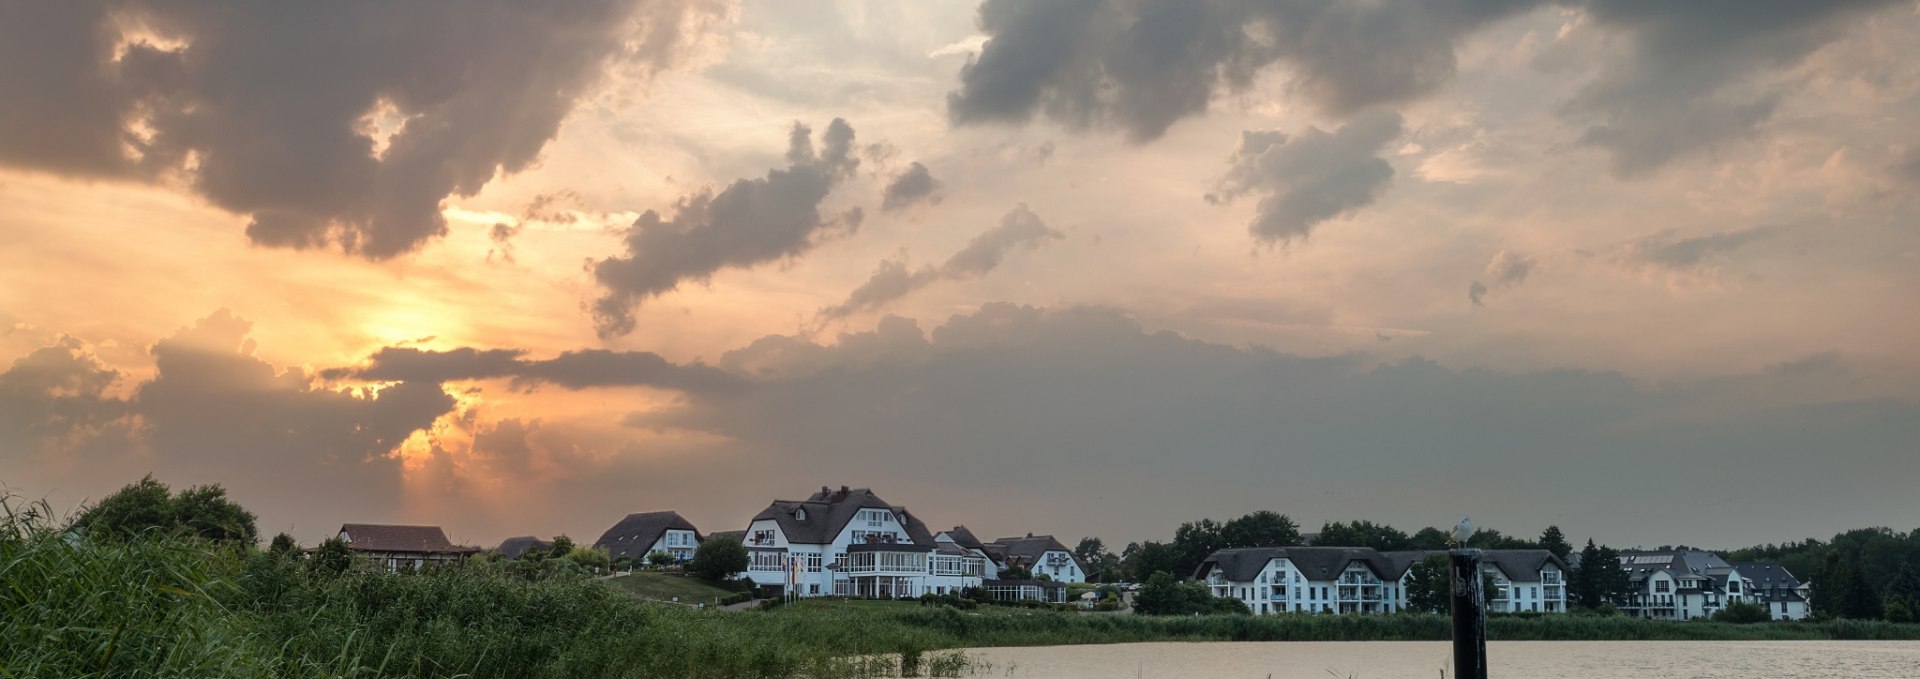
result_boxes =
[606,571,741,605]
[6,505,1919,678]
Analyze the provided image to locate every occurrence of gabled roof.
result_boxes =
[1194,547,1396,582]
[749,486,904,545]
[593,511,701,559]
[1732,561,1806,601]
[1619,549,1732,583]
[496,535,552,559]
[1479,550,1568,581]
[940,525,989,552]
[988,534,1083,570]
[338,524,471,554]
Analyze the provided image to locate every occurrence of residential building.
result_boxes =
[934,526,1003,579]
[1731,561,1811,620]
[335,523,478,571]
[1617,549,1748,621]
[594,511,702,563]
[495,535,553,560]
[1480,550,1569,613]
[987,534,1088,583]
[1193,547,1568,615]
[742,486,986,598]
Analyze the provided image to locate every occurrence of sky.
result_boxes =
[3,0,1918,552]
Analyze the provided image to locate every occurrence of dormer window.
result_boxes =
[796,508,807,521]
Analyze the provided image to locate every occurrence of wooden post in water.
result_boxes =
[1449,548,1488,679]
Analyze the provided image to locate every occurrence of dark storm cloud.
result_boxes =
[0,1,717,258]
[820,204,1062,319]
[880,162,944,212]
[1569,0,1904,177]
[946,0,1539,141]
[652,303,1920,546]
[1212,111,1403,243]
[323,346,747,395]
[947,0,1903,174]
[100,310,457,527]
[591,119,862,338]
[1469,250,1535,306]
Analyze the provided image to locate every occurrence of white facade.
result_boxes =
[1484,561,1567,613]
[1619,551,1748,621]
[744,490,986,598]
[1204,556,1404,615]
[648,528,700,561]
[1198,548,1567,616]
[1032,549,1087,583]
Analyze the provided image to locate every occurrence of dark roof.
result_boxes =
[338,524,473,554]
[749,486,904,545]
[496,536,552,559]
[709,530,746,543]
[1194,547,1396,581]
[941,525,989,552]
[895,506,937,546]
[988,535,1082,570]
[593,511,701,559]
[1619,549,1732,583]
[1478,550,1569,581]
[1732,562,1807,601]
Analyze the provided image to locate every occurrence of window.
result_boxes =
[796,508,807,521]
[1655,580,1670,593]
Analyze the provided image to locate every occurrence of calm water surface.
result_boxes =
[960,640,1920,678]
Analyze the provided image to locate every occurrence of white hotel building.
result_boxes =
[1194,547,1569,615]
[742,486,987,597]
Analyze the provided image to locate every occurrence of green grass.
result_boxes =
[605,571,739,604]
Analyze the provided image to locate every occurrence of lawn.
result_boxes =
[603,571,740,604]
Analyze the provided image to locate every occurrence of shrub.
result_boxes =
[1712,600,1772,624]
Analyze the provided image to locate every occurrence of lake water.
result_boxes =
[958,640,1920,678]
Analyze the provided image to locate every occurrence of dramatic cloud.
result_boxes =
[591,119,862,338]
[1569,0,1906,177]
[652,303,1920,546]
[1469,250,1536,306]
[881,162,944,212]
[821,204,1062,319]
[0,1,719,258]
[0,336,127,451]
[946,0,1539,141]
[324,346,746,396]
[1212,111,1403,243]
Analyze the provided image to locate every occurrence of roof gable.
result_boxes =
[750,486,902,545]
[338,524,464,553]
[593,511,701,559]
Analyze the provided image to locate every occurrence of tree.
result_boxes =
[1123,541,1186,582]
[268,532,300,558]
[547,534,576,561]
[1817,553,1882,620]
[647,551,675,568]
[566,546,610,572]
[71,475,258,547]
[687,534,748,583]
[1405,555,1451,613]
[1073,537,1120,581]
[1171,519,1226,579]
[1538,526,1572,561]
[1315,520,1411,551]
[1589,545,1632,607]
[1221,511,1301,548]
[1409,527,1452,550]
[312,536,354,575]
[1887,562,1920,623]
[1571,539,1604,609]
[1131,571,1244,616]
